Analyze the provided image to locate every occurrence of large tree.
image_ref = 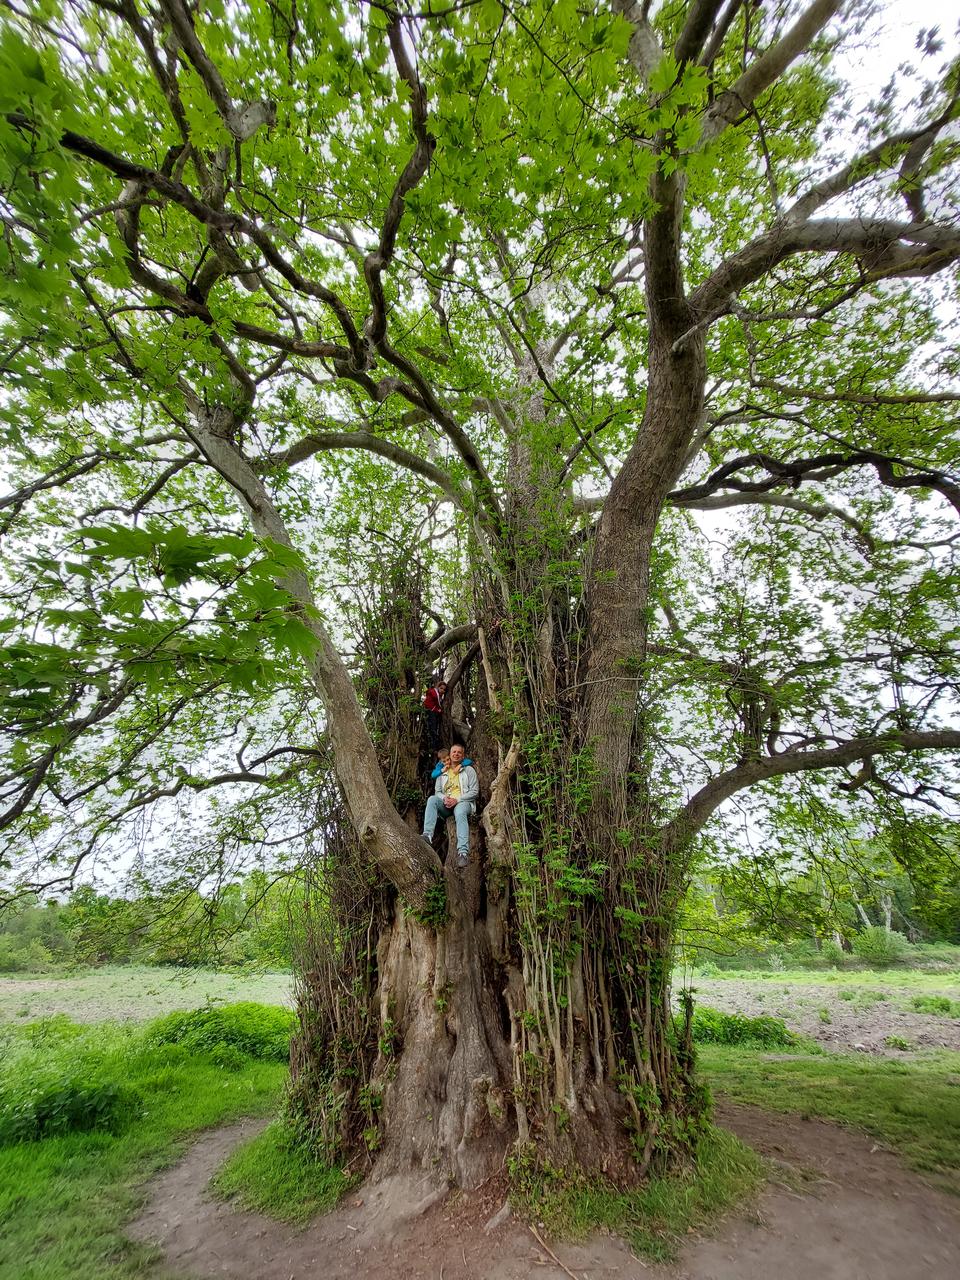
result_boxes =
[2,0,960,1186]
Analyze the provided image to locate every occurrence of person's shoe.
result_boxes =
[456,852,469,869]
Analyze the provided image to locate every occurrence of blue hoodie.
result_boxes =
[431,756,472,779]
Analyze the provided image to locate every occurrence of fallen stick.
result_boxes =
[528,1225,582,1280]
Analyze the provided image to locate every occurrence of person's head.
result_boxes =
[450,744,465,765]
[436,680,447,693]
[437,748,450,763]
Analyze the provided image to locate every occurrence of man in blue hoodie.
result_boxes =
[422,744,480,869]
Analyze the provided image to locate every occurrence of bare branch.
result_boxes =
[674,490,874,547]
[428,622,478,655]
[668,448,960,519]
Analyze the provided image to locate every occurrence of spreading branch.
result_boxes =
[664,730,960,849]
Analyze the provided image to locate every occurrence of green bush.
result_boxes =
[851,926,914,968]
[0,936,57,972]
[689,1007,796,1048]
[144,1001,295,1062]
[0,1017,144,1145]
[911,994,960,1017]
[0,1078,142,1144]
[819,940,846,968]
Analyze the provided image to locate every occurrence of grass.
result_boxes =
[699,1044,960,1194]
[0,1015,287,1280]
[0,964,293,1023]
[510,1125,764,1263]
[213,1121,354,1222]
[693,965,960,994]
[911,994,960,1017]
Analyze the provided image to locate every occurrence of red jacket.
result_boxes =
[423,686,443,713]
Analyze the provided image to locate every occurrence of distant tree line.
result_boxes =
[681,815,960,968]
[0,872,300,972]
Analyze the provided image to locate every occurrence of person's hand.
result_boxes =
[444,796,456,808]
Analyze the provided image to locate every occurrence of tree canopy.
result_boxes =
[1,0,958,901]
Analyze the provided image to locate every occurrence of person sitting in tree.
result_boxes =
[422,744,479,869]
[422,679,447,749]
[430,745,473,779]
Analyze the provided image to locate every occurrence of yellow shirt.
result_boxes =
[443,766,463,800]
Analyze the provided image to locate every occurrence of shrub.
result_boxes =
[911,994,960,1017]
[884,1034,913,1051]
[689,1007,796,1048]
[819,940,846,969]
[0,1078,142,1144]
[144,1002,295,1062]
[0,936,57,972]
[851,926,913,968]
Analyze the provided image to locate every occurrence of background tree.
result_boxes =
[2,0,960,1186]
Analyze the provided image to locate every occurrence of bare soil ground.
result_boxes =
[129,1102,960,1280]
[0,966,293,1023]
[692,976,960,1053]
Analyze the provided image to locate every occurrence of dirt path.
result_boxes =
[129,1103,960,1280]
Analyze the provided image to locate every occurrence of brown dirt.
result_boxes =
[129,1102,960,1280]
[690,977,960,1054]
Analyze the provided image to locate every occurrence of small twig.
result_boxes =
[528,1225,582,1280]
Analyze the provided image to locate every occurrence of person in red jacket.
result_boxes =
[423,679,447,749]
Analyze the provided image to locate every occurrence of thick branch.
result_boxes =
[669,448,960,519]
[362,14,436,351]
[689,216,960,330]
[664,730,960,848]
[428,622,478,655]
[264,428,462,506]
[180,399,442,909]
[702,0,843,143]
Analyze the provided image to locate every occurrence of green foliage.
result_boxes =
[410,881,449,930]
[911,994,960,1017]
[0,874,305,972]
[0,1078,141,1145]
[0,1016,142,1145]
[213,1120,353,1222]
[144,1001,295,1062]
[851,926,914,968]
[508,1127,763,1262]
[884,1034,913,1051]
[688,1006,796,1048]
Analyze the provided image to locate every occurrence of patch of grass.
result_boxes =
[911,994,960,1017]
[884,1035,913,1051]
[837,987,888,1006]
[690,1006,796,1047]
[0,1014,286,1280]
[510,1126,763,1263]
[693,966,959,993]
[699,1045,960,1194]
[213,1120,353,1222]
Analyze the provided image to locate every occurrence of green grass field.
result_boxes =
[0,1012,287,1280]
[699,1045,960,1195]
[2,966,959,1279]
[686,964,960,997]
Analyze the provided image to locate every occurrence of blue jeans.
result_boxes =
[422,794,473,857]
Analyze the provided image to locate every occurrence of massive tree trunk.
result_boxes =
[288,474,705,1188]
